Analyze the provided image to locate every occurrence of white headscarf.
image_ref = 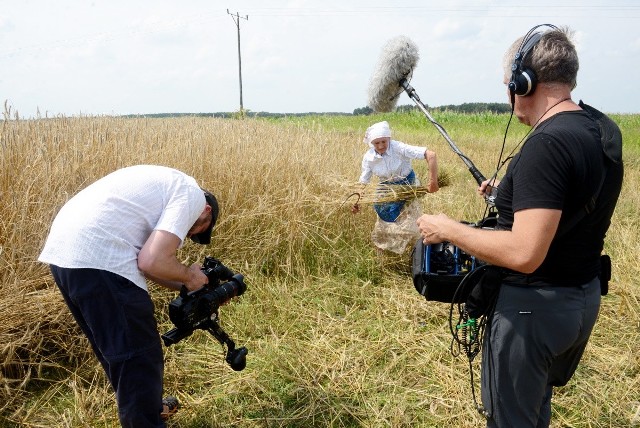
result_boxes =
[363,121,392,147]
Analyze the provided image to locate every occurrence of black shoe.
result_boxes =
[160,396,180,421]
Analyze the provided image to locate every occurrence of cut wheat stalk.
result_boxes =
[351,184,435,205]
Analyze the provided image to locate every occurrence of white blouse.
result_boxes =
[359,140,426,183]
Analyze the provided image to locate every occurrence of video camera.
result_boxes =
[162,257,248,371]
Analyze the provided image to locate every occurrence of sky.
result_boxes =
[1,1,639,118]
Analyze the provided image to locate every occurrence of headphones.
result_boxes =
[508,24,558,97]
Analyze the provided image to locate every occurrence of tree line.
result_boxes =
[120,102,512,119]
[353,102,512,115]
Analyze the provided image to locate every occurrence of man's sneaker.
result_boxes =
[160,396,180,421]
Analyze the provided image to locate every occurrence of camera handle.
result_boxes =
[203,313,248,371]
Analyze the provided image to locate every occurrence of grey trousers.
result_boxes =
[481,276,601,428]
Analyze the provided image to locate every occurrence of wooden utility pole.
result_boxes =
[227,9,248,112]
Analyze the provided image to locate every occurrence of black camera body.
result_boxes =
[166,258,245,332]
[162,257,248,371]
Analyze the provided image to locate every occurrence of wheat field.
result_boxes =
[1,109,639,427]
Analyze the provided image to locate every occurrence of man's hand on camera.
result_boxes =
[184,263,208,292]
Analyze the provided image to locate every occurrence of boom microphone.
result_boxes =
[367,36,419,112]
[366,36,495,199]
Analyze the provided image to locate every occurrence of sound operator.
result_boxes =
[416,25,623,427]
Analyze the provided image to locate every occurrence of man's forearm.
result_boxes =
[143,272,183,291]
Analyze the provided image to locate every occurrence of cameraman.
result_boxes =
[38,165,219,427]
[416,26,623,427]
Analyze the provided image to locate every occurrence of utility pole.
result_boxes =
[227,9,248,112]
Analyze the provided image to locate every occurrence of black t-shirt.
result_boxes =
[495,109,622,284]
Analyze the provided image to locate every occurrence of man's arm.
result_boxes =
[416,208,561,273]
[138,230,208,291]
[143,272,183,291]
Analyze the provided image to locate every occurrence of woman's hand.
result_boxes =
[425,150,439,193]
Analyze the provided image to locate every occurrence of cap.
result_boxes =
[190,190,219,245]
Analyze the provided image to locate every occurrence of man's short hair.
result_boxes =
[504,26,579,89]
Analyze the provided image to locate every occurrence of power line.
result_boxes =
[2,5,637,60]
[237,5,640,18]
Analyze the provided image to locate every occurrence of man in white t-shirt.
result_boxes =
[39,165,219,427]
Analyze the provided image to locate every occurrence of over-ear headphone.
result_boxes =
[508,24,558,97]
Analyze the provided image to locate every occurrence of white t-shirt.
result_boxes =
[359,140,426,183]
[38,165,206,290]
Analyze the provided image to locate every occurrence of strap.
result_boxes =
[555,100,620,238]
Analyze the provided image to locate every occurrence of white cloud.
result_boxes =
[1,0,639,116]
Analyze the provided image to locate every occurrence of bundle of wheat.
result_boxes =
[332,168,452,209]
[352,184,433,205]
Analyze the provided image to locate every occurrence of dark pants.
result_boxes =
[481,276,601,428]
[50,265,165,428]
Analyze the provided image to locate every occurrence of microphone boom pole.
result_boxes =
[399,78,487,186]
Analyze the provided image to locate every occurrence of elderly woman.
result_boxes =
[353,120,439,254]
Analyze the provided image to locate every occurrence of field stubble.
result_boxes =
[1,111,638,427]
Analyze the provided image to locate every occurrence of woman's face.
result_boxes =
[371,137,390,154]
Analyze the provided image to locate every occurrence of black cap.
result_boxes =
[190,190,219,245]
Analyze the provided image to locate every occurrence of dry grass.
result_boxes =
[1,112,639,427]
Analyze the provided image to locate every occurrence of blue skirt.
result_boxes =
[374,170,416,223]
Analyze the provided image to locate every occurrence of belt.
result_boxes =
[501,271,586,288]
